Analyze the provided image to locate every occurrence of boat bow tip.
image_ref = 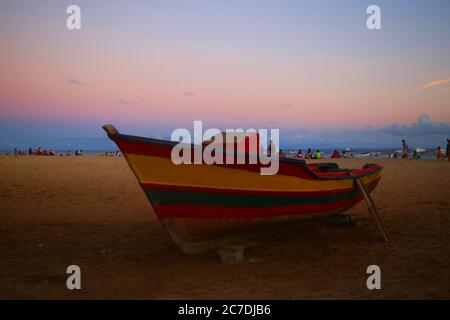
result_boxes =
[102,124,119,136]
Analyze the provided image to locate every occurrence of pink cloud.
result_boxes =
[418,77,450,90]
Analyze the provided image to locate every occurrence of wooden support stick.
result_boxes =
[354,177,392,243]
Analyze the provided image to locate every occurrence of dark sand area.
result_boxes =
[1,156,449,299]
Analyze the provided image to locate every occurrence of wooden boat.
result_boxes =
[103,125,383,253]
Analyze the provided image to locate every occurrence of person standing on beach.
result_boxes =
[401,139,409,159]
[446,139,450,162]
[437,146,443,160]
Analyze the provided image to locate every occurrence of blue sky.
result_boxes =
[1,0,449,150]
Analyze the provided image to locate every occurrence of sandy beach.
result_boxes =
[0,156,449,299]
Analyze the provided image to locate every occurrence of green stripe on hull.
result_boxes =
[145,182,378,207]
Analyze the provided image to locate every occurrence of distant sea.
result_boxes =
[1,147,441,159]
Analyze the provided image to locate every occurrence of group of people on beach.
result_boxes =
[436,139,450,162]
[277,148,352,160]
[102,151,121,157]
[272,138,450,161]
[292,148,349,159]
[13,147,123,157]
[14,147,84,157]
[398,139,450,161]
[267,139,351,160]
[436,140,450,161]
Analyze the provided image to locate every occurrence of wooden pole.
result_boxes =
[354,177,391,243]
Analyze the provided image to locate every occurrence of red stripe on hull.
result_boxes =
[153,195,365,219]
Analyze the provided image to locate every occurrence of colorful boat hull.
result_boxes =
[103,125,382,253]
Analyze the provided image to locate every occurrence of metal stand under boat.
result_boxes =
[354,176,392,243]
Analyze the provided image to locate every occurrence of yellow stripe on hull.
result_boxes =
[124,153,381,192]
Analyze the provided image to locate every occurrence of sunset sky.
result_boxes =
[1,0,449,149]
